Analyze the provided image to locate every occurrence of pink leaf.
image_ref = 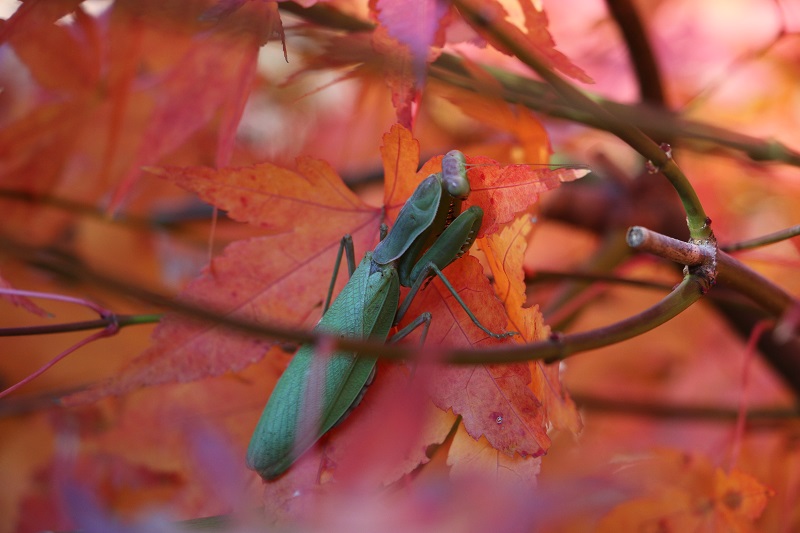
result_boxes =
[375,0,450,81]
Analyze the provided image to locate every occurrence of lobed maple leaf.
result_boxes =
[73,123,585,488]
[69,156,381,402]
[483,216,583,435]
[373,0,450,82]
[455,0,593,84]
[407,144,587,460]
[0,1,272,242]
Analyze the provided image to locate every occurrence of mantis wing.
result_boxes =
[246,253,399,479]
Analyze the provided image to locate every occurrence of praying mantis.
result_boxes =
[246,150,514,480]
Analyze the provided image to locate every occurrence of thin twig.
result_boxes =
[573,393,800,425]
[626,226,714,266]
[0,314,161,337]
[0,326,118,399]
[529,270,674,291]
[722,224,800,252]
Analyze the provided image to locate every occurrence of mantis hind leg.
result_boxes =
[397,264,516,339]
[390,311,432,346]
[323,235,357,313]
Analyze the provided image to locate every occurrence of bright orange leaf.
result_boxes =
[448,428,542,486]
[483,216,583,434]
[597,450,774,532]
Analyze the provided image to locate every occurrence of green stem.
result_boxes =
[457,274,707,364]
[0,314,162,337]
[430,55,800,165]
[451,0,710,239]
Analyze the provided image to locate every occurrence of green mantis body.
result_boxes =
[246,151,509,480]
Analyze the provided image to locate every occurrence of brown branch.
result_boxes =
[627,226,795,317]
[604,0,665,104]
[573,393,800,426]
[626,226,714,266]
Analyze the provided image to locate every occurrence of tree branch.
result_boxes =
[277,2,800,166]
[1,236,708,366]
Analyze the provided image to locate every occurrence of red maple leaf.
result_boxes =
[72,124,585,482]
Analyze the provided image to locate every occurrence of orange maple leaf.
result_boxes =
[412,150,586,459]
[597,450,774,532]
[455,0,593,84]
[70,156,380,402]
[0,2,270,242]
[448,429,542,486]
